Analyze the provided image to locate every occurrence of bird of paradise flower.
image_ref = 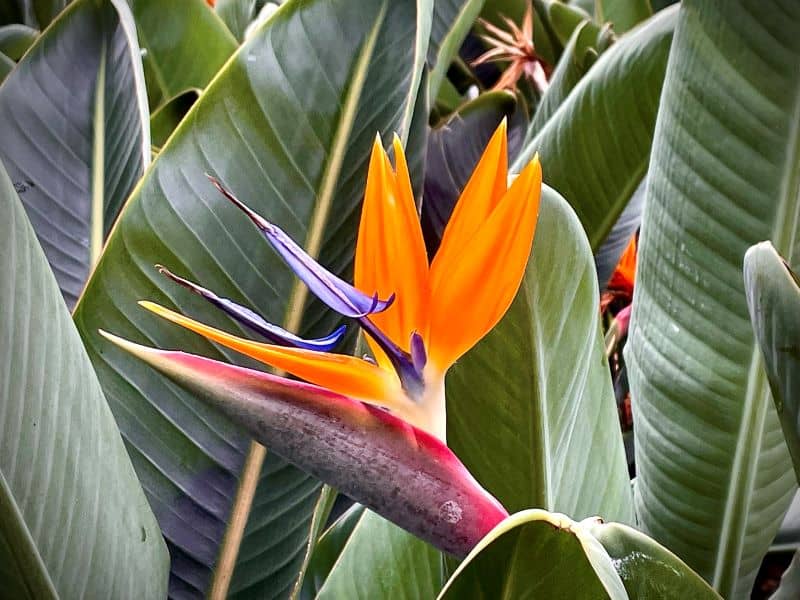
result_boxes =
[102,121,542,557]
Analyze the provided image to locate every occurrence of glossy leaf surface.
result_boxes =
[0,0,149,308]
[627,2,800,596]
[0,161,168,599]
[438,510,628,599]
[744,242,800,483]
[515,7,675,251]
[447,186,633,522]
[130,0,236,108]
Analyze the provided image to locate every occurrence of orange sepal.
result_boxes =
[427,156,542,370]
[354,136,428,365]
[429,119,509,295]
[608,233,637,292]
[139,301,404,408]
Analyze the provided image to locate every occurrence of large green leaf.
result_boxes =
[130,0,237,109]
[300,503,367,599]
[215,0,257,41]
[72,1,431,597]
[0,160,168,598]
[0,0,149,308]
[525,18,605,140]
[595,0,652,33]
[0,24,38,60]
[446,186,633,521]
[438,510,629,599]
[427,0,485,101]
[589,521,721,598]
[314,511,444,599]
[626,1,800,597]
[514,6,675,251]
[0,51,13,81]
[744,242,800,481]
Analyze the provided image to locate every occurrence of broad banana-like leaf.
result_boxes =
[437,510,629,599]
[546,0,594,45]
[525,18,605,140]
[72,1,432,597]
[313,511,445,599]
[515,6,675,251]
[0,0,149,309]
[626,2,800,596]
[0,23,38,59]
[447,186,633,521]
[0,161,168,598]
[595,0,651,32]
[427,0,485,101]
[300,504,367,599]
[150,90,200,151]
[744,242,800,481]
[99,334,508,559]
[31,0,68,28]
[588,522,722,598]
[0,51,13,80]
[129,0,236,109]
[215,0,257,41]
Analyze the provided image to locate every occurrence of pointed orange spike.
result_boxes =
[354,136,428,362]
[139,301,405,409]
[427,157,542,371]
[608,233,637,292]
[429,120,508,303]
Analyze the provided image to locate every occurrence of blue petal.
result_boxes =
[209,176,394,318]
[157,265,346,352]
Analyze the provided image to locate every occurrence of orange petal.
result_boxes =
[608,233,637,292]
[430,120,508,300]
[354,136,428,365]
[427,156,542,370]
[139,301,404,409]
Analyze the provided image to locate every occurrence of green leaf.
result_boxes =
[514,6,675,251]
[546,0,594,45]
[447,186,633,522]
[744,242,800,483]
[130,0,237,108]
[72,1,431,596]
[31,0,69,28]
[428,0,485,102]
[0,51,13,81]
[215,0,257,41]
[626,2,800,596]
[0,0,149,309]
[526,18,605,140]
[589,521,722,598]
[315,511,444,599]
[301,503,367,599]
[0,160,168,598]
[0,24,38,60]
[595,0,652,33]
[150,89,199,151]
[438,510,628,599]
